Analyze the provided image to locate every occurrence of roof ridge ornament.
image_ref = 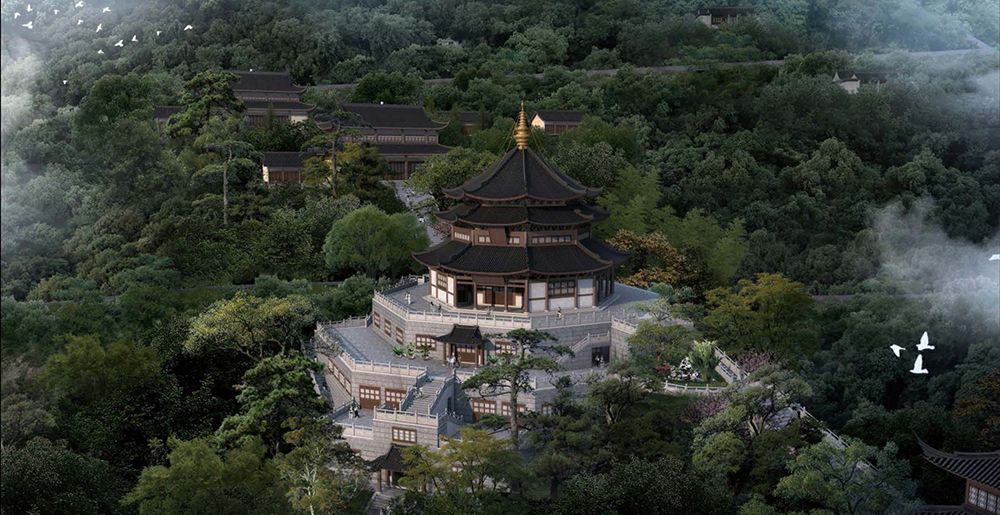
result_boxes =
[514,101,530,150]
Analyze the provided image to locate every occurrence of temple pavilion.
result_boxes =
[413,105,628,313]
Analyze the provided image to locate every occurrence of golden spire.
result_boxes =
[514,101,529,150]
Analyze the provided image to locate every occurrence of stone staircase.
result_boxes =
[403,378,445,414]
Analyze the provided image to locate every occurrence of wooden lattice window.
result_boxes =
[392,427,417,444]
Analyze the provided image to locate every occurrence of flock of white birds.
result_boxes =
[12,1,194,74]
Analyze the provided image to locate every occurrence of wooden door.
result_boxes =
[456,344,481,365]
[384,389,406,410]
[358,385,381,410]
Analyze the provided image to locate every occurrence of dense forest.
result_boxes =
[2,0,998,513]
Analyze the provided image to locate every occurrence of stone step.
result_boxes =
[406,380,445,414]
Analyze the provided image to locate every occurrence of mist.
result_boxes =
[872,200,1000,329]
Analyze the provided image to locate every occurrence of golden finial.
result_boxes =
[514,101,529,150]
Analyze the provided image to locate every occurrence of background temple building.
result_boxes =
[260,151,309,185]
[832,70,889,94]
[913,439,999,515]
[332,103,451,180]
[696,6,755,28]
[530,109,585,135]
[229,70,314,125]
[311,107,663,471]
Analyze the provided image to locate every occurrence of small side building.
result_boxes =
[530,110,585,135]
[334,103,451,180]
[154,105,183,125]
[229,70,315,125]
[832,70,888,94]
[455,111,484,135]
[696,6,755,28]
[912,438,999,515]
[261,151,309,185]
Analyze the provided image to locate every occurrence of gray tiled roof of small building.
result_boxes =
[373,143,451,155]
[532,110,585,123]
[340,103,447,129]
[434,324,483,345]
[242,100,315,111]
[154,105,183,119]
[229,70,306,92]
[696,6,755,16]
[261,151,307,169]
[919,438,1000,487]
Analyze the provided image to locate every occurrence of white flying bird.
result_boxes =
[102,6,111,13]
[13,11,20,18]
[131,34,138,42]
[75,1,84,6]
[26,4,32,12]
[62,79,68,84]
[889,344,905,358]
[155,30,162,36]
[909,354,928,374]
[183,24,193,30]
[916,331,934,351]
[54,9,59,14]
[77,19,83,25]
[95,23,102,32]
[97,49,104,54]
[991,254,1000,261]
[114,39,123,47]
[22,20,34,29]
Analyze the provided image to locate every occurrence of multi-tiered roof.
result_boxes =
[413,106,626,278]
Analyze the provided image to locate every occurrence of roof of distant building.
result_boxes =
[340,103,448,129]
[154,105,183,119]
[833,70,888,84]
[436,203,607,227]
[369,444,407,472]
[261,151,310,169]
[919,438,1000,488]
[242,100,315,111]
[531,110,585,123]
[696,6,756,16]
[455,111,483,124]
[373,143,451,156]
[229,70,306,93]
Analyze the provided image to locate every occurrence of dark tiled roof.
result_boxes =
[341,103,447,129]
[413,241,613,275]
[581,238,630,265]
[154,105,182,119]
[374,143,451,156]
[243,100,315,111]
[435,324,483,345]
[697,6,755,16]
[909,507,974,515]
[919,438,1000,488]
[444,148,600,202]
[834,70,888,83]
[262,151,308,169]
[532,110,585,123]
[369,444,407,472]
[229,70,305,92]
[436,203,606,227]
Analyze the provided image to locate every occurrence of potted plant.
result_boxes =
[420,346,430,360]
[405,343,417,359]
[392,345,405,357]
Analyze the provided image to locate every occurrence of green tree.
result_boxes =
[1,437,126,515]
[351,71,423,104]
[461,329,569,448]
[185,293,316,360]
[703,273,818,362]
[216,354,327,453]
[408,147,496,207]
[275,417,369,515]
[400,427,522,496]
[774,439,919,514]
[124,437,291,515]
[322,205,428,278]
[167,71,243,139]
